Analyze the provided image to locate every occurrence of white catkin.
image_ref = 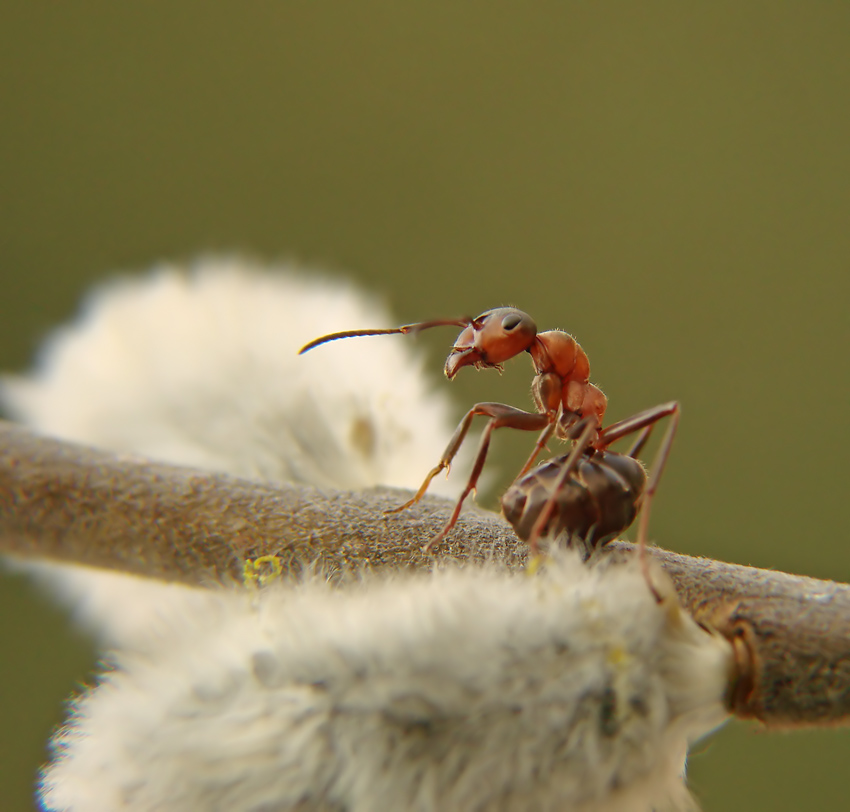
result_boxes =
[2,260,733,811]
[39,556,732,812]
[1,259,465,646]
[1,257,460,493]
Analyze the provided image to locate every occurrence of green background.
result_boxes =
[2,3,849,809]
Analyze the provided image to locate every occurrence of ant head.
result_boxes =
[444,308,538,379]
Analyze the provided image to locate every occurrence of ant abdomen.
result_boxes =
[501,451,647,555]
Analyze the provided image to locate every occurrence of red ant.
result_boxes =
[300,308,679,573]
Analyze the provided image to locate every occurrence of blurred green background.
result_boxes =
[1,2,849,809]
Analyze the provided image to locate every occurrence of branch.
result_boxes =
[2,419,850,730]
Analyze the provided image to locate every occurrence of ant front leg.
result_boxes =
[410,403,551,553]
[387,401,507,515]
[388,402,550,515]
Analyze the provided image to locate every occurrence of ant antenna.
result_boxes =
[299,317,472,355]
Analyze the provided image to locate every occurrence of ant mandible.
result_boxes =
[300,308,678,567]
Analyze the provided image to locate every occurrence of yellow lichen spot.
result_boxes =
[243,555,283,588]
[525,553,546,576]
[607,645,629,667]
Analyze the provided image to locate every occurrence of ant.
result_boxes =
[300,308,679,574]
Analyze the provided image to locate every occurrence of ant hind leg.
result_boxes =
[633,404,680,602]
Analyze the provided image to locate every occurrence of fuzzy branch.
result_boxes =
[3,420,850,730]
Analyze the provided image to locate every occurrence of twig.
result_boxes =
[2,419,850,729]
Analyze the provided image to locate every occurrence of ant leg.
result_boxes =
[386,405,483,514]
[525,420,597,557]
[594,402,680,600]
[625,425,654,459]
[516,420,557,480]
[418,405,551,553]
[632,404,680,602]
[388,402,546,515]
[597,401,679,447]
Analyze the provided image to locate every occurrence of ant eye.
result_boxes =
[502,315,522,331]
